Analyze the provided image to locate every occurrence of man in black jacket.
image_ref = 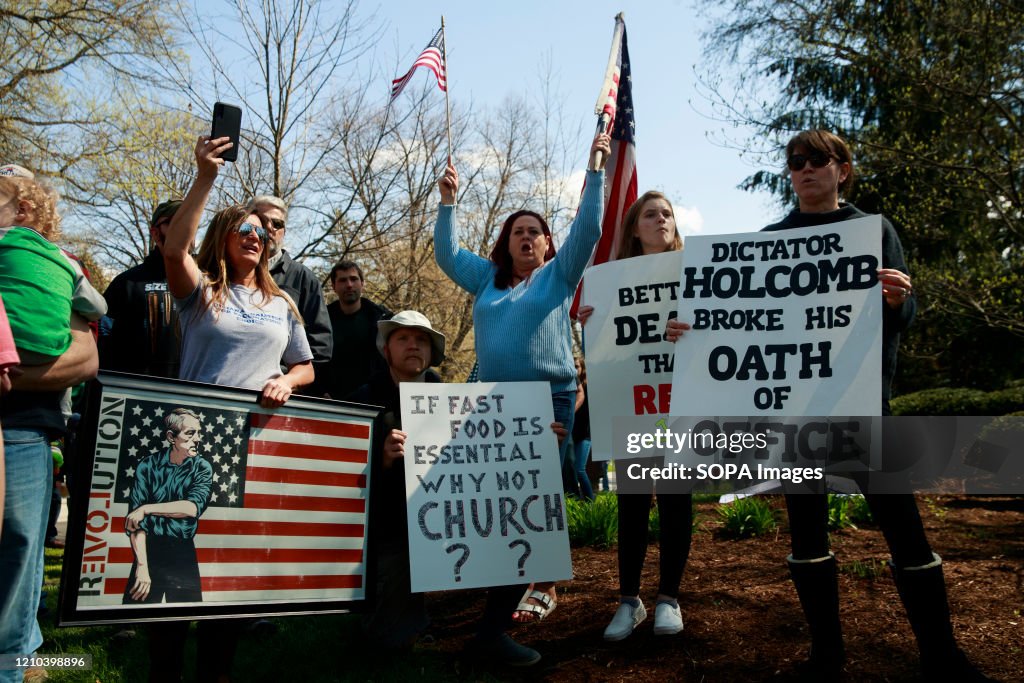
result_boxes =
[249,195,332,395]
[326,260,392,399]
[101,200,183,378]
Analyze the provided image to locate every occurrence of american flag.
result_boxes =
[593,16,637,265]
[101,398,371,603]
[390,26,447,101]
[573,16,637,317]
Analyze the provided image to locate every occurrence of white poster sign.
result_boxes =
[670,218,883,417]
[401,381,572,592]
[582,250,683,461]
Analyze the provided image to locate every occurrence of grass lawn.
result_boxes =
[39,549,491,682]
[36,491,724,681]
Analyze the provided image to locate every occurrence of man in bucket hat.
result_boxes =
[349,311,543,667]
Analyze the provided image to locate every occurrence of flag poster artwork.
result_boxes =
[59,372,377,624]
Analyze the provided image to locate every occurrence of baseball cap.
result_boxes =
[0,164,34,178]
[150,200,183,227]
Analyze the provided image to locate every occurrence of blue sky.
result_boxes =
[367,1,784,236]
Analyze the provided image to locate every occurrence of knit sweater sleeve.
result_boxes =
[553,169,604,285]
[434,203,493,293]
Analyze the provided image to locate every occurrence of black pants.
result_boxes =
[785,492,933,568]
[477,584,530,640]
[123,535,202,604]
[146,620,240,683]
[617,492,693,597]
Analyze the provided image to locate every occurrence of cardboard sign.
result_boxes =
[582,250,683,461]
[670,218,882,417]
[400,381,572,592]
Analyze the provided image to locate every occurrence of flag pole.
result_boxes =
[592,12,625,169]
[441,15,453,161]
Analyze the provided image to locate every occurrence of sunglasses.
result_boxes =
[787,151,834,172]
[234,222,268,242]
[267,218,286,232]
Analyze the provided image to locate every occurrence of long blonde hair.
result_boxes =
[615,190,683,259]
[194,205,303,323]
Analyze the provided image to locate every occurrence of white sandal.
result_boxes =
[513,589,557,622]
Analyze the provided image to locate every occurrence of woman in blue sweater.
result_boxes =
[434,131,610,622]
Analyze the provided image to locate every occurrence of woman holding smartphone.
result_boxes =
[134,134,312,683]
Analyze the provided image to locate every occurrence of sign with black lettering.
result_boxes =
[581,251,683,461]
[400,382,572,592]
[670,218,882,416]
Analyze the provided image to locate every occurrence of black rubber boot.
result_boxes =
[890,553,997,682]
[787,553,845,680]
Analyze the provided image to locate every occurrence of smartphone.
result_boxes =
[210,102,242,162]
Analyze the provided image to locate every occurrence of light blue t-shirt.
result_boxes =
[176,283,312,390]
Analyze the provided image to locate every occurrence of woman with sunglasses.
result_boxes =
[577,191,692,642]
[165,136,313,405]
[141,135,313,683]
[666,129,991,680]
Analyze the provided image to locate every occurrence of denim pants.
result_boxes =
[0,428,52,682]
[573,438,595,501]
[550,390,576,468]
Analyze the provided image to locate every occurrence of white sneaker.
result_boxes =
[653,601,684,635]
[603,601,647,641]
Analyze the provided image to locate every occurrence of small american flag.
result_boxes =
[103,399,370,603]
[390,26,447,101]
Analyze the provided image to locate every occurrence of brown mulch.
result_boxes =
[423,495,1024,682]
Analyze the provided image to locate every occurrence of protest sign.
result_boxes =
[670,218,882,417]
[400,381,572,592]
[582,250,683,461]
[60,372,376,625]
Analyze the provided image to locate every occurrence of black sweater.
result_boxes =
[762,203,915,412]
[348,369,441,553]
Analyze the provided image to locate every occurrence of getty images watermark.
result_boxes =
[611,415,1024,495]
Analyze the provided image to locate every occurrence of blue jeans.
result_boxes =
[551,390,576,469]
[0,429,51,681]
[574,438,594,501]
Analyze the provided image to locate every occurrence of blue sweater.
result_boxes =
[434,169,604,393]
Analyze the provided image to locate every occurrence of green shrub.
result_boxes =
[648,496,702,540]
[891,388,988,415]
[565,492,618,548]
[979,386,1024,415]
[826,494,854,530]
[845,494,874,526]
[891,385,1024,416]
[566,493,698,547]
[978,413,1024,442]
[716,496,778,538]
[826,494,874,530]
